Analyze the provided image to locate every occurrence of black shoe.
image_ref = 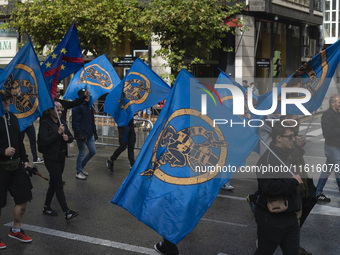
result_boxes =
[43,206,58,216]
[154,241,179,255]
[300,246,312,255]
[106,159,114,172]
[154,242,166,255]
[317,194,331,202]
[65,210,79,220]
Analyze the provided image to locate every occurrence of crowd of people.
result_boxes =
[1,87,339,255]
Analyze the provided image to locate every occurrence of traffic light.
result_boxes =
[272,50,282,78]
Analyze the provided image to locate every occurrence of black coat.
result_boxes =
[38,116,73,161]
[0,112,28,162]
[56,95,86,122]
[255,143,301,213]
[321,107,340,148]
[72,102,97,140]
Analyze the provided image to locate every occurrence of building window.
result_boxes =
[324,24,330,37]
[325,12,330,21]
[324,0,338,39]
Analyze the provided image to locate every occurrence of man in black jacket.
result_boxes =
[315,94,340,202]
[38,102,79,220]
[0,92,33,249]
[55,87,89,122]
[72,89,97,180]
[253,122,302,255]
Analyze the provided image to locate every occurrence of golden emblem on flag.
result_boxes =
[76,64,113,89]
[2,64,39,118]
[141,108,228,185]
[119,72,152,110]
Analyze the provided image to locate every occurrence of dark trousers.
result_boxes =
[44,156,69,212]
[253,207,300,255]
[110,126,136,166]
[21,124,38,161]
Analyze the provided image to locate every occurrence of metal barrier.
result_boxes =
[67,114,153,151]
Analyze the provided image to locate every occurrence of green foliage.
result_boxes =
[10,0,140,59]
[9,0,244,80]
[133,0,244,79]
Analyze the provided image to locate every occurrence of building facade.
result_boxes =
[223,0,324,94]
[323,0,340,99]
[0,0,326,95]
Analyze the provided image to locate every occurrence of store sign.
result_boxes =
[0,23,19,38]
[112,57,137,67]
[256,58,270,68]
[0,38,18,57]
[248,0,266,11]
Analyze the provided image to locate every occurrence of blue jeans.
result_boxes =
[76,136,96,174]
[316,145,340,196]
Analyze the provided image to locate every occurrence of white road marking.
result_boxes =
[201,218,247,227]
[217,194,247,201]
[217,195,340,217]
[311,204,340,217]
[4,223,159,255]
[306,128,323,137]
[4,194,340,255]
[304,155,326,159]
[300,123,321,126]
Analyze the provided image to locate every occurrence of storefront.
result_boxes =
[0,23,18,68]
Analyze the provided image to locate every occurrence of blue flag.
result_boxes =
[104,58,171,126]
[41,22,84,99]
[0,40,55,131]
[63,54,121,107]
[216,70,259,119]
[255,39,340,115]
[112,69,259,244]
[271,39,340,115]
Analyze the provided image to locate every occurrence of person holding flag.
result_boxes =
[72,89,98,180]
[253,122,302,255]
[55,86,89,122]
[112,69,259,249]
[0,91,34,249]
[38,101,79,220]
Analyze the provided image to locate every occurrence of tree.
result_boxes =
[8,0,244,79]
[9,0,140,59]
[133,0,244,79]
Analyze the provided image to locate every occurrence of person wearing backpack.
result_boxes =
[253,122,302,255]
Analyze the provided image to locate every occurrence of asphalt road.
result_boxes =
[1,114,339,255]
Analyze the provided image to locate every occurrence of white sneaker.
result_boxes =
[76,172,87,180]
[146,123,151,129]
[221,182,234,191]
[33,157,44,164]
[82,169,89,176]
[141,122,145,127]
